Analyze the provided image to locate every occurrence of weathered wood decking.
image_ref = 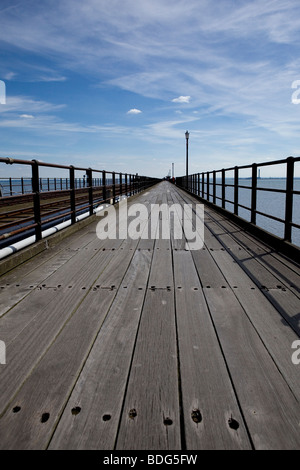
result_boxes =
[0,181,299,450]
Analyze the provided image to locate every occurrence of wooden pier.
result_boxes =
[0,181,299,450]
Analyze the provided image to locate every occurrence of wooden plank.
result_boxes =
[204,218,244,250]
[48,249,152,450]
[0,222,91,283]
[136,202,158,251]
[198,235,300,400]
[148,236,173,289]
[154,185,300,421]
[0,287,115,449]
[171,187,225,251]
[0,230,136,406]
[264,288,300,336]
[116,222,180,450]
[0,249,116,415]
[0,222,114,319]
[116,289,181,450]
[255,252,300,296]
[0,249,78,317]
[208,249,257,289]
[228,285,300,402]
[173,250,252,449]
[223,248,300,327]
[191,248,229,288]
[221,245,284,289]
[203,206,300,294]
[0,245,116,343]
[168,191,190,251]
[203,287,300,449]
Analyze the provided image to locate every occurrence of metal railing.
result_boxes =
[176,156,300,258]
[0,175,120,196]
[0,157,160,248]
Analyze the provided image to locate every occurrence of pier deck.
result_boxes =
[0,181,299,450]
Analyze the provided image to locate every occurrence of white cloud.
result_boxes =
[172,96,191,104]
[36,76,67,82]
[20,114,34,118]
[3,72,17,80]
[0,95,65,114]
[127,108,142,114]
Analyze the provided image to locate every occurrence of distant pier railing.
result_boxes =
[0,175,109,196]
[0,157,160,249]
[176,156,300,259]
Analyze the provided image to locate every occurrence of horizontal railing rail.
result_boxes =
[175,156,300,259]
[0,157,160,249]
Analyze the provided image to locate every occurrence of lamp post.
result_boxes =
[185,130,189,189]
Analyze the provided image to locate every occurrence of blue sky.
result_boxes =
[1,0,300,178]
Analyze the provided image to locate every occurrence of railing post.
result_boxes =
[21,177,24,194]
[234,166,239,215]
[206,172,209,201]
[222,169,225,209]
[70,165,76,225]
[284,157,294,242]
[31,160,42,241]
[112,171,116,204]
[213,170,216,204]
[197,173,200,196]
[102,170,106,203]
[120,173,122,198]
[125,173,128,196]
[202,172,205,198]
[87,168,93,216]
[251,163,257,225]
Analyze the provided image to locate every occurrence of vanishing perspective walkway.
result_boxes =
[0,181,299,450]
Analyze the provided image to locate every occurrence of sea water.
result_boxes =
[214,178,300,247]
